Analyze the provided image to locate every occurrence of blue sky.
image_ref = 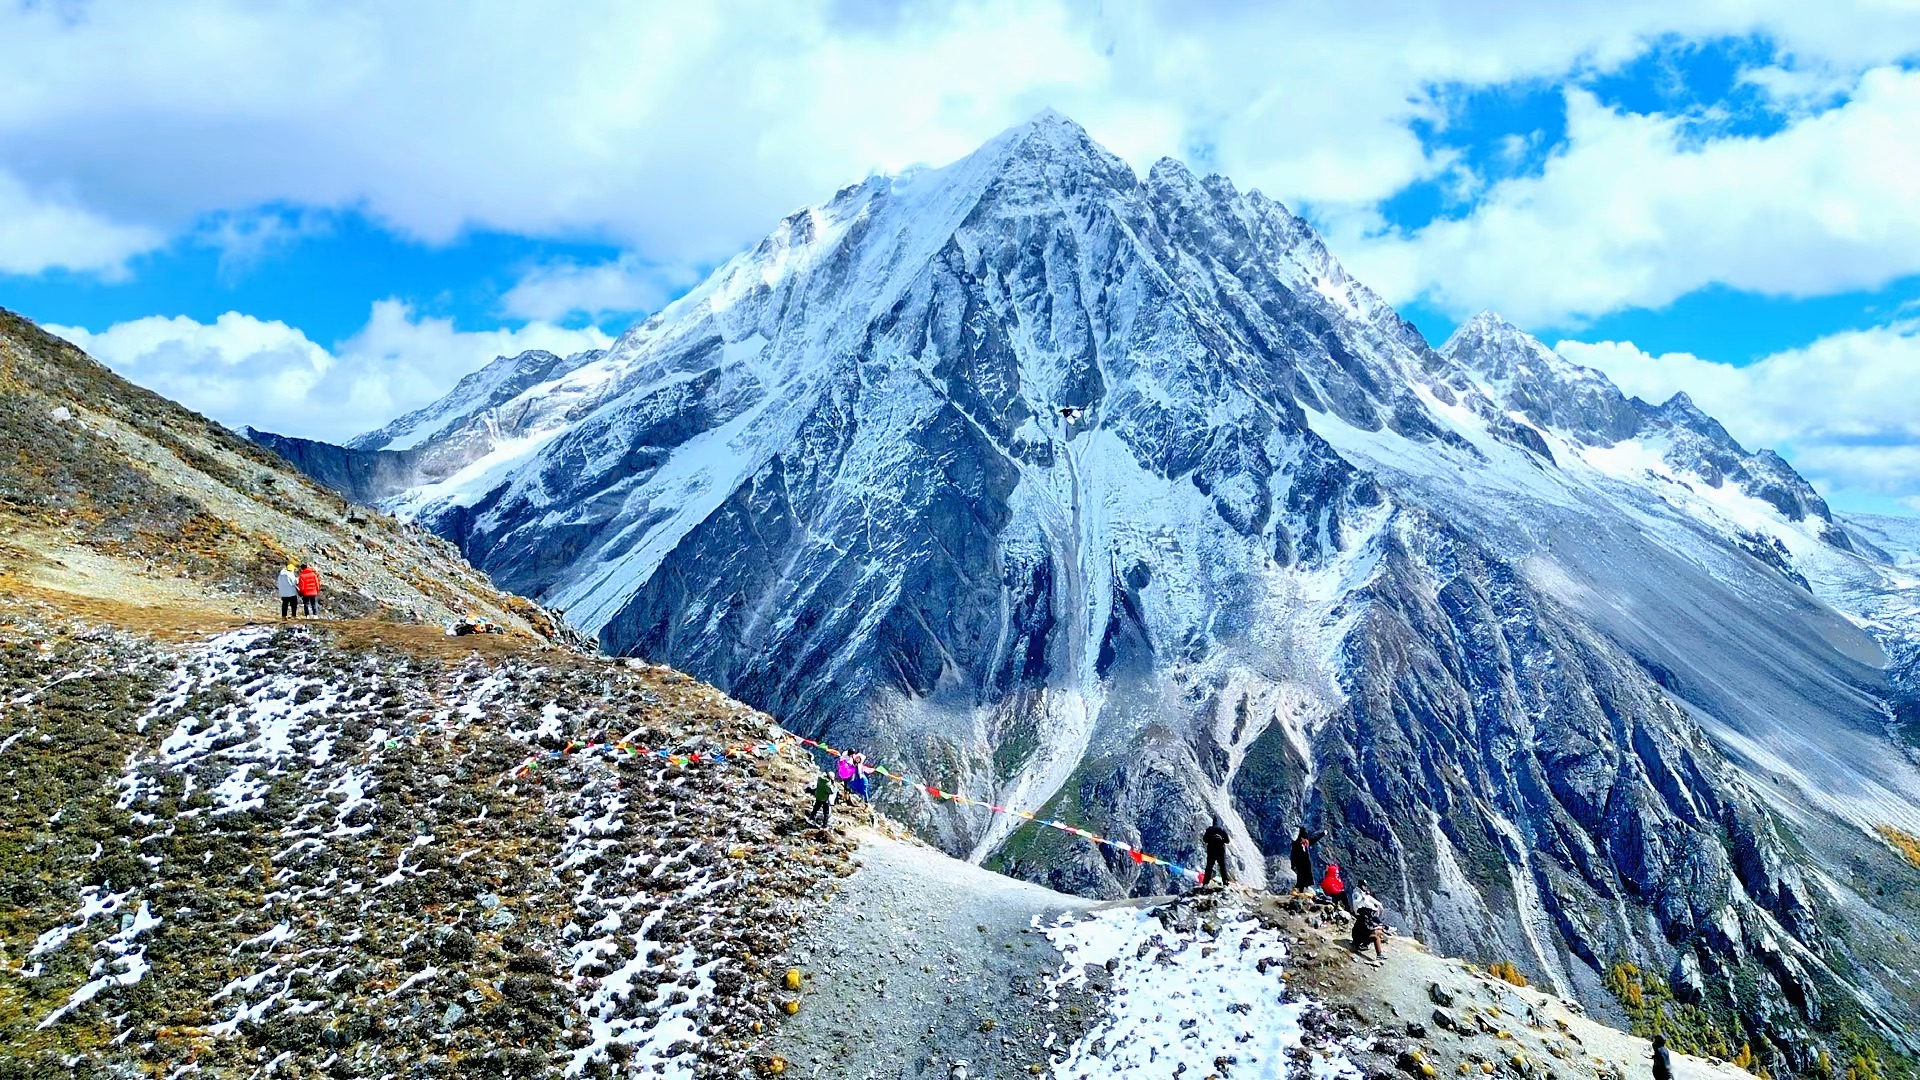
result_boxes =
[2,2,1919,514]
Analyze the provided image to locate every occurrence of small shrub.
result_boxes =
[1489,960,1529,987]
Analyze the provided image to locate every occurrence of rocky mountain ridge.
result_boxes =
[242,114,1920,1071]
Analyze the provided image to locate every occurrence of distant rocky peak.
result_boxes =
[972,108,1139,199]
[1442,312,1643,446]
[1643,389,1739,444]
[1444,312,1570,382]
[345,346,604,452]
[1005,106,1100,152]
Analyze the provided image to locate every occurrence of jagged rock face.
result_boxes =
[326,115,1920,1054]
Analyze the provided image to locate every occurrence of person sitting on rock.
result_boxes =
[1321,861,1353,914]
[1202,819,1232,887]
[1291,826,1326,892]
[810,771,835,827]
[1351,898,1387,960]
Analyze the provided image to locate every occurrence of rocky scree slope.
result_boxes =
[0,592,858,1077]
[0,307,537,632]
[260,115,1920,1069]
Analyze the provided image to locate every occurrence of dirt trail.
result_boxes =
[771,830,1103,1079]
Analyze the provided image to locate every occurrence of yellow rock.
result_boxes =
[784,967,803,991]
[729,847,749,859]
[781,997,800,1015]
[764,1056,787,1075]
[1482,1064,1496,1074]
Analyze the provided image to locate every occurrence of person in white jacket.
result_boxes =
[277,563,299,619]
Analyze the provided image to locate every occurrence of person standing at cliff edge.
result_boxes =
[1202,819,1232,887]
[1291,826,1327,892]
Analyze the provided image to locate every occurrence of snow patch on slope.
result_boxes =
[1040,903,1350,1080]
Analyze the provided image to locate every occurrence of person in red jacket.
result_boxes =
[1321,862,1353,914]
[296,563,321,616]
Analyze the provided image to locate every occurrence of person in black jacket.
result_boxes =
[1290,826,1327,892]
[1652,1035,1674,1080]
[1202,820,1231,887]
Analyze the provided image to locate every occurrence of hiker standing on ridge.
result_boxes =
[296,563,321,617]
[1202,819,1232,887]
[810,771,834,827]
[847,752,877,824]
[277,562,299,619]
[1290,826,1327,892]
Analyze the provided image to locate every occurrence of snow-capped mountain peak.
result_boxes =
[1439,310,1643,446]
[278,114,1920,1060]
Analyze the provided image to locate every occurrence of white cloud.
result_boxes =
[1557,321,1920,500]
[5,0,1920,284]
[502,255,701,323]
[199,207,332,278]
[0,170,163,276]
[1343,66,1920,326]
[49,302,610,443]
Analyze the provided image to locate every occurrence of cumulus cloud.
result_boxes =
[502,255,702,323]
[1557,322,1920,500]
[49,303,611,443]
[5,0,1920,282]
[0,170,163,276]
[1342,66,1920,327]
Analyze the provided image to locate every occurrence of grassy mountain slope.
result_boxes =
[0,308,544,633]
